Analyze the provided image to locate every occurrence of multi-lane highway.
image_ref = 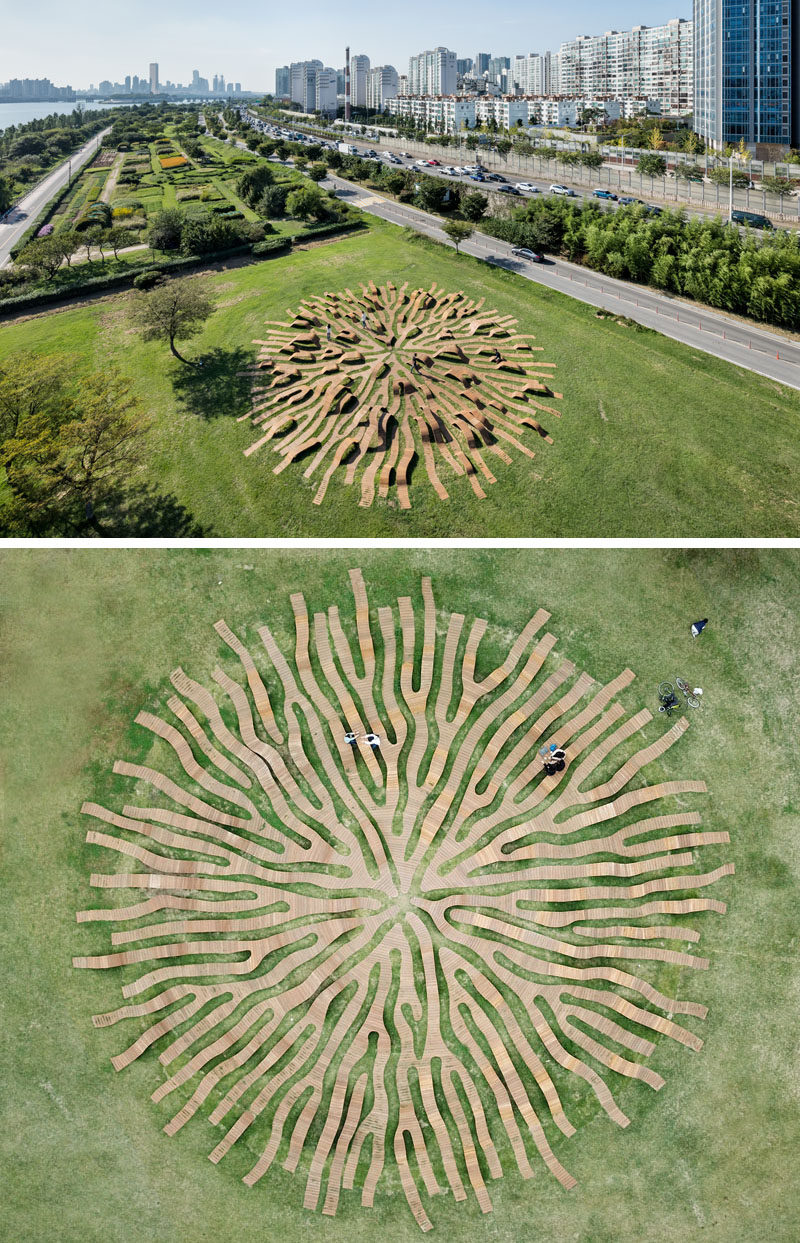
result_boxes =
[221,115,800,389]
[0,127,111,268]
[322,172,800,390]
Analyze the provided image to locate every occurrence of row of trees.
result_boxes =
[482,197,800,329]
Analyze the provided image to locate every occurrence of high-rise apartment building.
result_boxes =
[474,52,491,75]
[275,65,290,97]
[315,68,338,115]
[456,58,474,76]
[511,52,559,95]
[290,60,322,105]
[149,62,159,93]
[694,0,798,150]
[350,54,371,107]
[559,19,692,114]
[366,65,399,110]
[408,47,458,96]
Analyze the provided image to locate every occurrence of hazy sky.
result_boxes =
[1,1,690,91]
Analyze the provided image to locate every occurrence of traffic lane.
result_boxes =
[325,174,800,389]
[0,128,110,267]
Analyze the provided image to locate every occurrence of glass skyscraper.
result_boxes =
[694,0,799,150]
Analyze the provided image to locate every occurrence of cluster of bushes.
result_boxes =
[482,196,800,329]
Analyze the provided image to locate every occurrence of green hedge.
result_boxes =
[295,219,366,241]
[0,244,256,317]
[252,237,292,256]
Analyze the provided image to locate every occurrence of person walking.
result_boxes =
[344,731,358,746]
[361,311,368,329]
[326,323,332,342]
[363,732,381,749]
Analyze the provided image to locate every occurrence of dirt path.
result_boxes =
[100,152,125,205]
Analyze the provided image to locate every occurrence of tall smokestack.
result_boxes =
[345,46,351,123]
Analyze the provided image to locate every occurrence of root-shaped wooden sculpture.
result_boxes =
[242,284,563,508]
[75,572,732,1230]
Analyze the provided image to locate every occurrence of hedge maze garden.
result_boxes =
[74,571,732,1229]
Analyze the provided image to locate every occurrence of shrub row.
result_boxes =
[1,220,366,317]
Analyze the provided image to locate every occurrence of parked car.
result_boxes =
[550,184,576,196]
[515,182,539,193]
[592,188,618,200]
[511,247,545,263]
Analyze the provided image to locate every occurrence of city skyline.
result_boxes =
[0,0,690,91]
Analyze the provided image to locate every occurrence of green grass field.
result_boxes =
[1,548,797,1243]
[1,220,799,537]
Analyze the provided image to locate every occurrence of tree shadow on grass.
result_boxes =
[171,346,256,421]
[98,482,212,537]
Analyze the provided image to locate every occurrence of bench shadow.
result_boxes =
[171,346,256,421]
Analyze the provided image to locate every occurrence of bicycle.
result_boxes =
[657,681,680,716]
[675,676,702,708]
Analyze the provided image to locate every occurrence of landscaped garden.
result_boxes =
[0,108,359,309]
[1,546,797,1243]
[1,219,799,537]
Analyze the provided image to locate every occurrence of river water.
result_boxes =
[0,99,137,131]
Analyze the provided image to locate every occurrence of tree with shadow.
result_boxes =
[129,277,216,365]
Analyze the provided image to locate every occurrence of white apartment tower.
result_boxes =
[290,60,322,105]
[511,51,560,96]
[408,47,458,96]
[149,62,159,93]
[350,54,370,107]
[559,19,693,114]
[315,68,338,115]
[366,65,399,111]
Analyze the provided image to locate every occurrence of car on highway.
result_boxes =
[443,166,460,175]
[731,208,773,230]
[485,173,506,182]
[550,184,577,196]
[470,173,486,182]
[592,188,618,200]
[515,182,539,193]
[511,247,545,263]
[415,159,430,167]
[399,151,411,158]
[618,196,645,206]
[494,184,521,194]
[428,159,441,166]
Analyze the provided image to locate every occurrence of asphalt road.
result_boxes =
[221,116,800,390]
[324,172,800,391]
[252,115,799,232]
[0,127,111,268]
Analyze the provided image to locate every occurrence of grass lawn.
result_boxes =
[1,219,799,537]
[1,547,796,1243]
